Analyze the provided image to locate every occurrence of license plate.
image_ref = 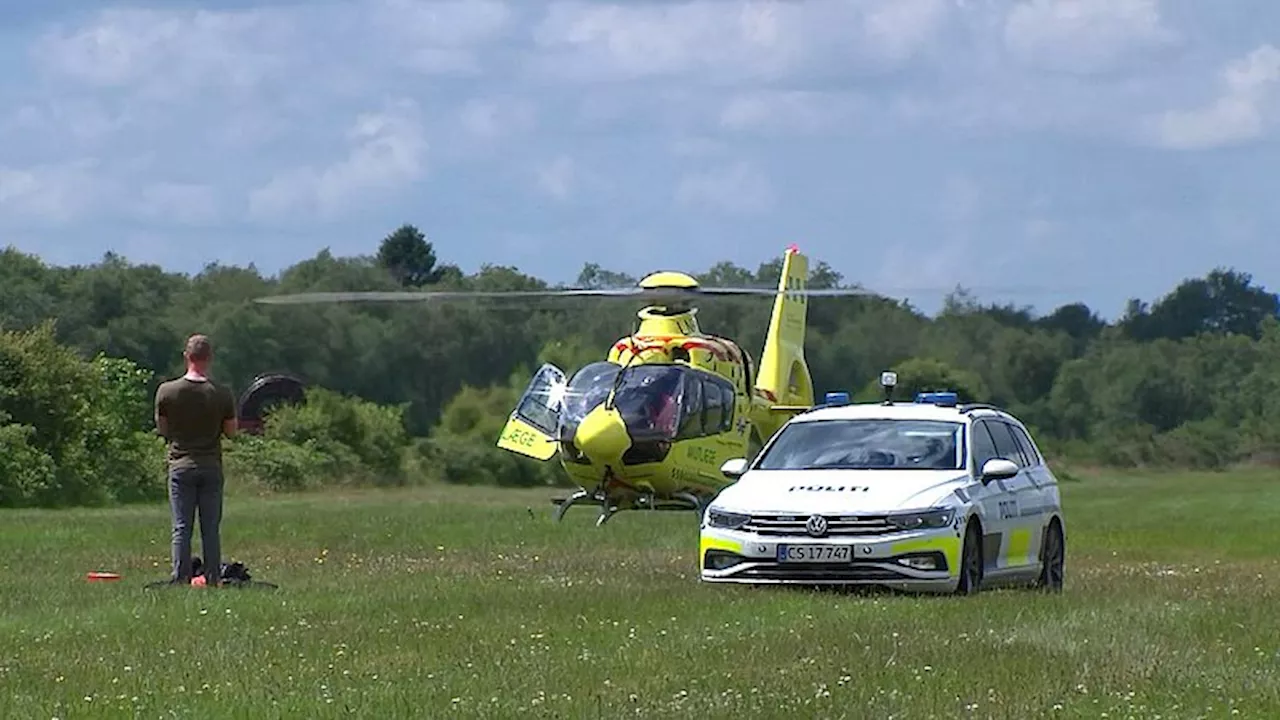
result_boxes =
[776,544,851,563]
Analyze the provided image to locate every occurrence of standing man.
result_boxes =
[154,334,238,587]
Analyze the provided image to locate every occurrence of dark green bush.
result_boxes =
[0,323,165,507]
[227,386,413,490]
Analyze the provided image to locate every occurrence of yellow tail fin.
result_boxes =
[754,245,814,409]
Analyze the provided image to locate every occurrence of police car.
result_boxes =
[698,372,1065,594]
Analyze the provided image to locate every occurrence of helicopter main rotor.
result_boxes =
[251,280,876,306]
[252,269,1060,307]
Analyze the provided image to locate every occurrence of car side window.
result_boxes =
[1009,424,1042,466]
[970,421,999,472]
[992,422,1029,467]
[677,373,704,439]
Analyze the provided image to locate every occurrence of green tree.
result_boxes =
[1122,268,1279,341]
[377,224,441,287]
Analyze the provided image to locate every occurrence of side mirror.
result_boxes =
[980,458,1019,482]
[720,458,749,479]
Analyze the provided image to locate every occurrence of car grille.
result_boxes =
[734,563,908,582]
[741,514,896,536]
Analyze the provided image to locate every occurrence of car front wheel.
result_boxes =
[954,520,983,595]
[1036,519,1065,592]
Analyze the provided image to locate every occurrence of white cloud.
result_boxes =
[939,174,983,226]
[2,101,129,144]
[31,7,291,98]
[460,96,537,139]
[675,160,774,214]
[368,0,513,74]
[1003,0,1177,74]
[531,1,792,82]
[133,183,220,225]
[1021,192,1060,250]
[530,0,946,83]
[536,156,576,200]
[1151,44,1280,150]
[33,1,514,96]
[0,160,103,226]
[668,136,730,157]
[249,100,427,220]
[720,91,865,133]
[8,0,1280,311]
[873,175,985,291]
[861,0,951,65]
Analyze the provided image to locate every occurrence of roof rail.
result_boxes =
[958,402,1005,414]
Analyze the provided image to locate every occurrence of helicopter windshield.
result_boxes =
[556,362,716,442]
[557,362,691,440]
[612,365,685,440]
[558,361,622,437]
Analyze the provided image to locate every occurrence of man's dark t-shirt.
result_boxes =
[155,377,236,470]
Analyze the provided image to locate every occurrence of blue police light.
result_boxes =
[824,391,851,406]
[914,391,958,407]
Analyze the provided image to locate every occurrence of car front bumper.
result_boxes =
[698,525,963,592]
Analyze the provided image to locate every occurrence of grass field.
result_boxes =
[2,470,1278,718]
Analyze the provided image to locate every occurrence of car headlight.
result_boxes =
[705,508,750,530]
[887,507,956,530]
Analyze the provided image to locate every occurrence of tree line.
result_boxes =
[1,223,1277,506]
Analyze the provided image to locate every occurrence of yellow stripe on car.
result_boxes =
[890,536,961,575]
[700,535,744,569]
[1006,528,1032,566]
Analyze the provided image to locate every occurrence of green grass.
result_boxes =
[2,471,1279,718]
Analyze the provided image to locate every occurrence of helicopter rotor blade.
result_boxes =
[252,288,644,305]
[252,284,1079,306]
[253,286,889,305]
[692,287,874,296]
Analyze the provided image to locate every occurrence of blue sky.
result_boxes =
[2,0,1279,317]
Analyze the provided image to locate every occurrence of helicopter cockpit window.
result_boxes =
[718,382,735,431]
[676,372,704,439]
[754,419,966,471]
[702,378,724,431]
[613,365,685,440]
[558,361,621,436]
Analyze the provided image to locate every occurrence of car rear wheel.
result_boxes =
[1036,519,1065,592]
[954,520,983,595]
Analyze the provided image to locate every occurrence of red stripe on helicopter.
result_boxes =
[679,341,730,360]
[613,337,731,360]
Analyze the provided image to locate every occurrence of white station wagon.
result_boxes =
[698,373,1066,594]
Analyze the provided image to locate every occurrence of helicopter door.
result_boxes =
[496,363,566,461]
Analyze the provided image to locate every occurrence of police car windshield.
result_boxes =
[755,419,965,471]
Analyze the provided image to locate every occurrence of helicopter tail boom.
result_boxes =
[753,245,814,411]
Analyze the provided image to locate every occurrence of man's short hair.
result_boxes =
[184,334,213,362]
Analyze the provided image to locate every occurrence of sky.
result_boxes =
[2,0,1279,318]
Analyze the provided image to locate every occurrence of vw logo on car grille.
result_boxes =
[805,514,828,537]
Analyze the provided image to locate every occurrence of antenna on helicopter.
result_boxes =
[880,371,897,405]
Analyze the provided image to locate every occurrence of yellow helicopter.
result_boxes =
[495,245,869,525]
[254,244,876,525]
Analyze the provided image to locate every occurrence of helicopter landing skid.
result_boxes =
[550,489,704,525]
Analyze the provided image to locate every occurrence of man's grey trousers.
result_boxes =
[169,465,224,585]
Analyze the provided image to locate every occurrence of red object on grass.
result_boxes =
[191,576,207,587]
[86,572,121,582]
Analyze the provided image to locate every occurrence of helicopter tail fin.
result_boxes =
[754,245,814,409]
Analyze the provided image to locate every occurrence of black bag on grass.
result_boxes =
[192,556,253,584]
